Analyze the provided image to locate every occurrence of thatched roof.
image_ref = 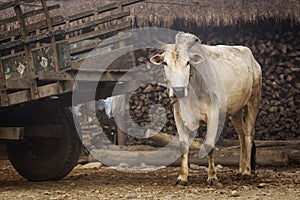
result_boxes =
[0,0,299,28]
[131,0,300,27]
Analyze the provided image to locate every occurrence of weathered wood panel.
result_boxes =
[38,83,59,98]
[68,21,132,44]
[2,40,70,81]
[67,11,130,33]
[0,0,39,11]
[0,4,60,26]
[67,0,144,22]
[0,52,9,107]
[0,30,65,51]
[0,127,24,140]
[0,16,64,41]
[6,79,30,89]
[0,0,141,108]
[8,89,30,105]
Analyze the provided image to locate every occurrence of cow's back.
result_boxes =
[201,45,262,116]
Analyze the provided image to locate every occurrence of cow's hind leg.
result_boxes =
[231,92,260,175]
[174,103,190,186]
[231,109,247,174]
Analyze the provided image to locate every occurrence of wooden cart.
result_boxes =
[0,0,144,181]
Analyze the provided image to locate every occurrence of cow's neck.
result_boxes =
[176,65,210,130]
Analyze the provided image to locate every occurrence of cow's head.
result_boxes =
[150,33,203,98]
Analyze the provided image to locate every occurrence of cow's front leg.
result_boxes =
[176,141,189,186]
[207,148,217,185]
[174,103,190,186]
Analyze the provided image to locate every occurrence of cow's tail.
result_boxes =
[251,141,256,174]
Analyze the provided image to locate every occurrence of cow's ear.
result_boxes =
[150,54,165,65]
[189,53,203,65]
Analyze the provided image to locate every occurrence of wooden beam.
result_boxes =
[121,0,145,7]
[0,16,64,42]
[67,0,143,22]
[0,30,65,51]
[1,40,66,60]
[38,82,59,98]
[0,52,9,107]
[0,127,24,140]
[0,0,38,11]
[0,4,60,26]
[70,42,99,55]
[6,79,30,89]
[97,0,145,14]
[38,71,72,81]
[41,0,59,70]
[25,125,62,138]
[69,21,132,44]
[38,71,133,82]
[0,0,21,11]
[41,0,63,93]
[67,11,130,33]
[14,5,39,100]
[8,89,31,105]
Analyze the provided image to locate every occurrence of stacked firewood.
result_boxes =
[201,25,300,140]
[249,31,299,140]
[128,83,176,136]
[89,23,299,142]
[125,25,300,141]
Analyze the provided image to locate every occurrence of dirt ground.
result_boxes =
[0,159,299,200]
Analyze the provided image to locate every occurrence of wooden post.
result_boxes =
[0,51,9,107]
[36,29,41,48]
[65,17,70,40]
[10,36,15,54]
[94,8,100,43]
[14,5,39,100]
[41,0,63,93]
[118,3,125,26]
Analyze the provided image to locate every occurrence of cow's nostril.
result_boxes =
[173,87,185,98]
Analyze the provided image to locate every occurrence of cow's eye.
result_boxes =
[162,61,168,66]
[187,61,190,66]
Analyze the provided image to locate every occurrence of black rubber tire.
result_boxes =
[7,108,82,182]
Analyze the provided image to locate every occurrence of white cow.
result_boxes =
[150,32,262,185]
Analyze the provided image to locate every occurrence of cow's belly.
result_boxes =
[224,82,252,116]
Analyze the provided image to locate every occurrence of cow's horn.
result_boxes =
[175,32,201,48]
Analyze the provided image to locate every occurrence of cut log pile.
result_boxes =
[200,22,300,140]
[81,21,299,148]
[125,22,300,141]
[128,83,176,136]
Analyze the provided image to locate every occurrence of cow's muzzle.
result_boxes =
[172,87,186,98]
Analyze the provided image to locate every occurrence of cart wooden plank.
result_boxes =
[6,79,30,89]
[0,30,65,50]
[38,82,59,98]
[68,0,144,22]
[70,42,99,55]
[67,11,130,33]
[0,127,24,140]
[0,16,64,42]
[8,89,30,105]
[0,52,9,106]
[69,21,132,44]
[0,4,60,26]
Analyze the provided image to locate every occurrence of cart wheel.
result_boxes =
[7,108,82,182]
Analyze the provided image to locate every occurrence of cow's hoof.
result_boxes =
[175,179,188,186]
[207,178,218,186]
